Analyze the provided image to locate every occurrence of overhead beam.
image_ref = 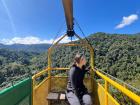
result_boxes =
[62,0,73,30]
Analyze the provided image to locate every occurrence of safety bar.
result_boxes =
[32,68,69,88]
[32,68,69,79]
[94,69,140,104]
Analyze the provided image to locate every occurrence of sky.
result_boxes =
[0,0,140,44]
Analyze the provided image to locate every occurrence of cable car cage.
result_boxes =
[0,34,140,105]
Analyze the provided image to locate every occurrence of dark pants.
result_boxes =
[66,91,92,105]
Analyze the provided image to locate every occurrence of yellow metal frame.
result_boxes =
[32,34,140,105]
[47,35,94,69]
[47,34,95,92]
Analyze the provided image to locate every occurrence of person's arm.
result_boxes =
[82,65,91,74]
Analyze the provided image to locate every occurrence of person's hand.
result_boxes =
[85,66,91,78]
[85,66,91,71]
[82,65,91,76]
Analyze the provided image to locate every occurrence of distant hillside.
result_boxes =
[0,49,39,86]
[0,44,51,53]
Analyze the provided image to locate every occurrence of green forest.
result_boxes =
[0,32,140,90]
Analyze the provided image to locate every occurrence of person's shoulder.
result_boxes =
[69,65,77,75]
[70,65,76,70]
[69,65,78,73]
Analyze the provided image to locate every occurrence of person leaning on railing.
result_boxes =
[66,53,92,105]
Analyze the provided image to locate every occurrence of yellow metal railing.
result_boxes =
[94,69,140,105]
[32,68,69,89]
[97,83,120,105]
[32,67,140,105]
[32,68,69,105]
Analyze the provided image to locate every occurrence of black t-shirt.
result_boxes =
[67,65,88,97]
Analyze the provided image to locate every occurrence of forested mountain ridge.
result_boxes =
[0,32,140,89]
[0,44,51,53]
[0,49,39,86]
[89,33,140,81]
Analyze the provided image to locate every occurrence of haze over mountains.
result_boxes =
[0,32,139,53]
[0,43,51,53]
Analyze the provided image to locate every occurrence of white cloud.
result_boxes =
[115,14,138,29]
[0,35,73,45]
